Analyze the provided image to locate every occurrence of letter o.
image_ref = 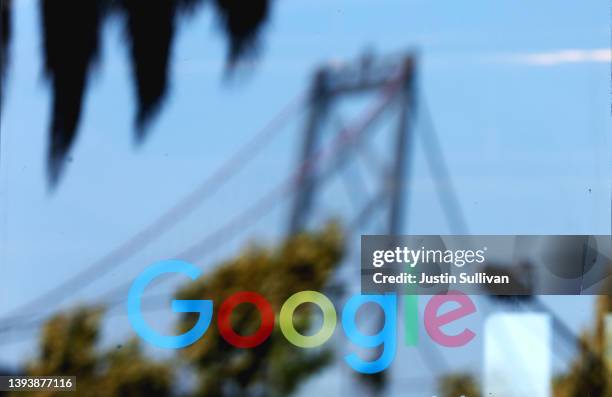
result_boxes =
[280,291,337,348]
[218,292,275,348]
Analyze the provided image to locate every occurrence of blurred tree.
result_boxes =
[175,223,344,397]
[553,334,610,397]
[0,0,271,186]
[10,307,173,397]
[438,373,480,397]
[553,291,612,397]
[14,224,344,397]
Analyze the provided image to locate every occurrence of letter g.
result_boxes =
[128,260,212,349]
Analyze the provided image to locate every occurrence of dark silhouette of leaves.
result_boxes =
[6,0,273,187]
[40,0,106,187]
[1,0,11,103]
[121,0,178,141]
[215,0,270,65]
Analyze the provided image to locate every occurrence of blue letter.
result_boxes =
[341,294,397,373]
[128,260,212,348]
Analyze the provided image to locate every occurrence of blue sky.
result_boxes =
[0,0,610,394]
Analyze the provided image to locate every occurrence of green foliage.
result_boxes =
[95,341,173,397]
[553,337,610,397]
[11,308,172,397]
[15,224,344,397]
[28,307,103,379]
[438,373,480,397]
[175,223,344,397]
[553,294,612,397]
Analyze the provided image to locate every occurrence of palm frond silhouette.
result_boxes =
[0,0,270,187]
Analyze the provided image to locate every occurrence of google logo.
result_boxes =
[128,260,477,374]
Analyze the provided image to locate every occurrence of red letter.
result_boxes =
[218,292,275,348]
